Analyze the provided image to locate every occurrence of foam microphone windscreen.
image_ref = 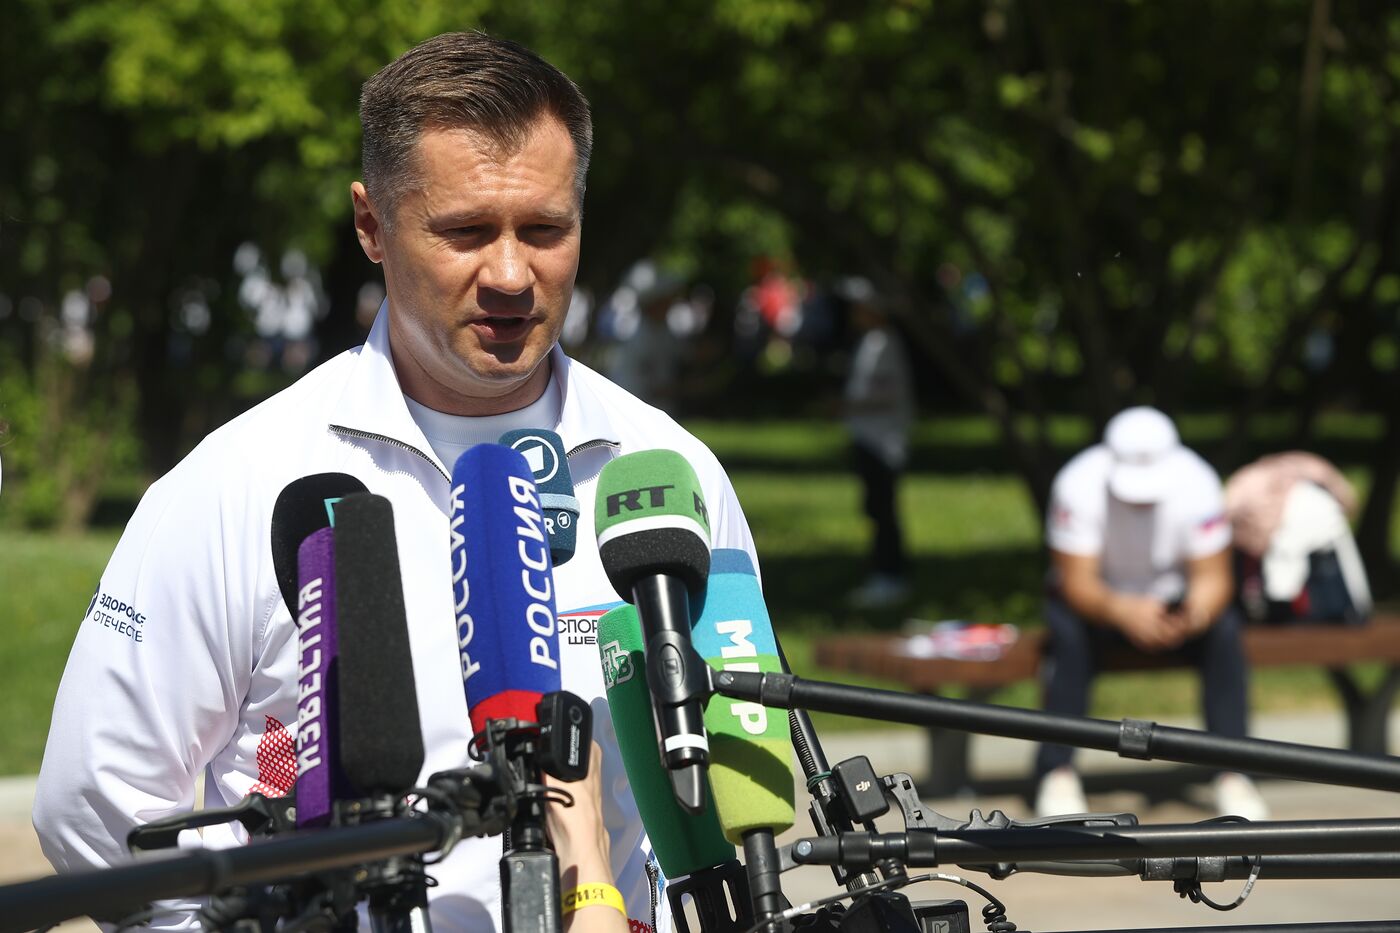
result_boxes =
[294,527,349,828]
[692,549,796,843]
[331,493,426,795]
[598,604,734,877]
[450,443,562,736]
[498,428,580,566]
[270,473,369,615]
[594,449,711,600]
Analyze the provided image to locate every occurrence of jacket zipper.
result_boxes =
[328,424,449,481]
[567,438,621,458]
[331,425,618,480]
[644,854,660,933]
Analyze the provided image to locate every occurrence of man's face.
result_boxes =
[352,117,582,415]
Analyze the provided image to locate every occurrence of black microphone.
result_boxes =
[593,449,714,814]
[270,472,368,615]
[331,492,431,932]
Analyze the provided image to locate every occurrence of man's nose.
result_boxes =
[478,236,533,295]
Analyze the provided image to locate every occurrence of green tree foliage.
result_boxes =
[4,0,1400,585]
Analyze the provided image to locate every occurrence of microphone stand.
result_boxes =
[337,793,434,933]
[0,765,516,933]
[773,644,920,933]
[497,718,562,933]
[712,670,1400,793]
[492,691,592,933]
[790,818,1400,867]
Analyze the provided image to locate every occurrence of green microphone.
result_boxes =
[692,549,797,925]
[595,450,713,813]
[599,604,753,933]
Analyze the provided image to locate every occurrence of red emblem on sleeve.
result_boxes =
[250,715,297,798]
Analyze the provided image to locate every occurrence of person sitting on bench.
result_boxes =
[1034,406,1268,821]
[1226,451,1372,626]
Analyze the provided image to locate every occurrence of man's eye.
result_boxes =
[449,226,486,237]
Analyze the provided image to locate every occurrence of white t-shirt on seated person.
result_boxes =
[1047,444,1232,601]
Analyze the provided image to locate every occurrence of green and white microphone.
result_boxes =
[598,604,755,933]
[595,449,714,813]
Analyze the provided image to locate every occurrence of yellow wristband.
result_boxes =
[561,883,626,916]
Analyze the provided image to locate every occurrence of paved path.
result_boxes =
[3,711,1397,930]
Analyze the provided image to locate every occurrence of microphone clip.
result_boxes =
[469,691,593,785]
[536,690,592,782]
[127,791,297,854]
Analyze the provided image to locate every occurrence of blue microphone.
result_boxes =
[691,549,796,927]
[450,443,563,732]
[450,443,566,933]
[498,428,580,566]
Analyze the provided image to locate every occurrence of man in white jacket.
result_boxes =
[34,31,759,932]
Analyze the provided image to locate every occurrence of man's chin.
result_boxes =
[457,348,551,395]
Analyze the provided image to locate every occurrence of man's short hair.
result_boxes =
[360,31,593,224]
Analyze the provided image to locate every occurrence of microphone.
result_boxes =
[451,443,563,731]
[269,474,367,829]
[691,549,795,928]
[270,472,368,615]
[293,526,348,829]
[450,443,566,933]
[594,449,713,813]
[333,494,426,796]
[598,604,752,933]
[331,493,431,930]
[499,429,580,566]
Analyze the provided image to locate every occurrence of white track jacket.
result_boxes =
[34,308,758,932]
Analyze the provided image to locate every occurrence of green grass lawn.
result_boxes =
[0,529,120,774]
[0,415,1393,774]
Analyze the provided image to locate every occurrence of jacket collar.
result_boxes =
[328,302,619,472]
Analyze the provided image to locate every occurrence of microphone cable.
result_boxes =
[735,870,1020,933]
[1170,817,1263,911]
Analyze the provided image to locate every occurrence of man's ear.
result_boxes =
[351,182,385,264]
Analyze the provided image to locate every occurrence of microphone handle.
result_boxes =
[501,847,561,933]
[631,573,711,811]
[502,740,560,933]
[741,829,787,930]
[776,637,882,892]
[370,886,433,933]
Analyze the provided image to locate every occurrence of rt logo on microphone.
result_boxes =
[605,484,673,516]
[604,485,709,526]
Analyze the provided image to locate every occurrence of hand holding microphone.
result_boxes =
[544,742,628,933]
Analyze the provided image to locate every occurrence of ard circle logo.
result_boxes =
[509,434,560,485]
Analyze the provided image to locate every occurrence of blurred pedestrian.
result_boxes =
[841,279,916,610]
[1034,407,1266,820]
[606,260,684,412]
[1226,451,1371,624]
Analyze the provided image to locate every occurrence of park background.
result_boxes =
[3,0,1400,789]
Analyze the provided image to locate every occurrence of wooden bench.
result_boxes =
[813,615,1400,795]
